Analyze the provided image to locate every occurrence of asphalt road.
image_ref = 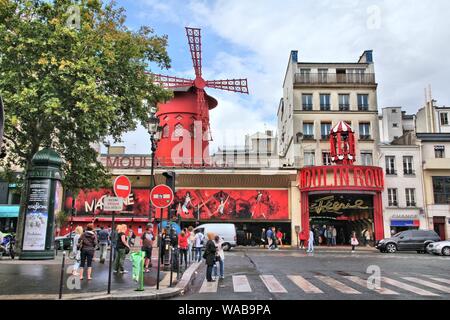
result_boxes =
[174,248,450,300]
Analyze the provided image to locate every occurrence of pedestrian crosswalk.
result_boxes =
[198,273,450,297]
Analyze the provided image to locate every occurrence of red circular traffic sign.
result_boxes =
[113,175,131,199]
[150,184,174,208]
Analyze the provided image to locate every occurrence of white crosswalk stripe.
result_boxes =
[423,276,450,285]
[232,275,252,293]
[260,275,288,293]
[402,277,450,294]
[343,276,399,295]
[382,277,438,296]
[288,275,323,293]
[199,278,218,293]
[315,276,361,294]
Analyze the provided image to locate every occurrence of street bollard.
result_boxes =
[59,251,66,300]
[169,247,173,287]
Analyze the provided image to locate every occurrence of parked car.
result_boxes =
[426,240,450,256]
[376,230,441,253]
[194,223,237,251]
[54,232,75,250]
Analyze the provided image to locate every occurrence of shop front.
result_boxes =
[383,211,427,237]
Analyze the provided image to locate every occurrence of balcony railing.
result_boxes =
[303,134,315,140]
[295,73,376,85]
[386,169,397,175]
[388,201,398,207]
[321,135,330,140]
[339,104,350,111]
[406,202,417,207]
[302,104,313,111]
[403,169,416,176]
[359,135,372,140]
[358,105,369,111]
[320,104,331,111]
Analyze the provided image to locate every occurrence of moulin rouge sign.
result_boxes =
[299,165,384,191]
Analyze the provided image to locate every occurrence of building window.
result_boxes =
[162,124,169,138]
[322,151,332,166]
[318,69,328,83]
[434,146,445,158]
[321,122,332,140]
[391,109,397,113]
[359,122,371,140]
[441,113,449,126]
[319,94,330,111]
[299,69,311,83]
[357,94,369,111]
[393,123,399,128]
[360,152,373,166]
[403,156,414,175]
[304,151,315,166]
[432,177,450,204]
[302,94,313,111]
[405,188,416,207]
[338,94,350,111]
[386,156,396,175]
[174,123,184,137]
[388,189,398,207]
[303,123,314,139]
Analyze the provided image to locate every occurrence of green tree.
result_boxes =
[0,0,171,193]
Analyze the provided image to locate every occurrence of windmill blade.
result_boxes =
[186,27,202,77]
[150,74,194,89]
[206,79,249,94]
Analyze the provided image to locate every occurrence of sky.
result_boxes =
[108,0,450,154]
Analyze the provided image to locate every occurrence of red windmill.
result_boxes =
[329,121,356,165]
[151,27,249,167]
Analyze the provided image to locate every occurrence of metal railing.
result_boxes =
[295,73,376,85]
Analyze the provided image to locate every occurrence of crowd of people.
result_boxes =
[259,227,285,250]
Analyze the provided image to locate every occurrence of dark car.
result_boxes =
[376,230,441,254]
[54,228,103,250]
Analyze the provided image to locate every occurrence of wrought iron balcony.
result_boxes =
[302,104,313,111]
[406,202,417,207]
[303,134,315,140]
[359,135,372,141]
[295,73,376,85]
[339,104,350,111]
[386,169,397,175]
[320,104,331,111]
[403,169,416,176]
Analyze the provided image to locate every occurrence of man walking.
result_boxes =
[194,229,204,262]
[260,228,266,248]
[332,226,337,246]
[307,228,315,253]
[141,225,154,272]
[266,227,273,250]
[98,226,110,264]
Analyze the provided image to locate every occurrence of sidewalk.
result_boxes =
[236,245,378,252]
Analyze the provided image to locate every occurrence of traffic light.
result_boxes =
[162,171,176,193]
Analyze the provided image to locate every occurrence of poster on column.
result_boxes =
[23,180,51,251]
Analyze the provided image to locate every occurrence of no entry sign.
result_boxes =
[150,184,174,208]
[113,175,131,199]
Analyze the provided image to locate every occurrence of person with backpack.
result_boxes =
[78,223,98,281]
[97,226,110,264]
[194,229,204,262]
[141,226,154,273]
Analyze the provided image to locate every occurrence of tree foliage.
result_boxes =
[0,0,172,192]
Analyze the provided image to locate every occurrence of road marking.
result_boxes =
[344,276,399,295]
[232,275,252,293]
[423,276,450,285]
[260,275,288,293]
[199,279,218,293]
[402,277,450,294]
[288,275,323,293]
[315,276,361,294]
[381,277,438,296]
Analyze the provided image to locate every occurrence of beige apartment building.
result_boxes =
[278,50,380,168]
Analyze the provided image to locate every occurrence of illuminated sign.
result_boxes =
[310,195,369,215]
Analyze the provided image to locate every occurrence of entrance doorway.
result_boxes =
[433,216,446,241]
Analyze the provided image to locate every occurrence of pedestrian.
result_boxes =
[71,226,83,276]
[213,235,225,280]
[351,232,359,252]
[276,229,283,248]
[332,226,337,246]
[188,226,195,263]
[78,223,98,281]
[271,227,279,250]
[260,228,266,248]
[160,228,168,264]
[266,227,273,249]
[326,226,333,246]
[97,226,109,264]
[203,232,217,282]
[141,225,154,273]
[313,226,320,246]
[194,229,204,262]
[178,230,189,269]
[299,229,307,250]
[113,224,131,274]
[110,226,118,260]
[307,228,314,253]
[128,227,136,247]
[338,228,345,245]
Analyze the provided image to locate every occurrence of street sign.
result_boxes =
[150,184,174,209]
[113,175,131,199]
[103,196,123,212]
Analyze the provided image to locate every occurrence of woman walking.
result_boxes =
[113,224,131,274]
[203,232,217,282]
[78,223,98,280]
[160,228,168,264]
[213,235,225,280]
[71,226,83,276]
[178,230,189,270]
[299,229,307,250]
[351,231,359,253]
[276,229,283,248]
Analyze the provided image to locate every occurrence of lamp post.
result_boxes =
[148,108,162,222]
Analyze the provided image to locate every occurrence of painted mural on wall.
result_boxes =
[174,189,289,221]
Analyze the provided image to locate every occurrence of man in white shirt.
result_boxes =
[194,230,204,262]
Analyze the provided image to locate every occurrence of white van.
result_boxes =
[193,223,237,251]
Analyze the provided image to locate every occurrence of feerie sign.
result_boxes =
[299,165,384,191]
[105,156,151,169]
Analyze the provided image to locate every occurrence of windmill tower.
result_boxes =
[152,27,249,167]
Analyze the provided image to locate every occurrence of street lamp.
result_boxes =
[148,107,162,222]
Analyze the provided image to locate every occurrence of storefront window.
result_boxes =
[432,176,450,204]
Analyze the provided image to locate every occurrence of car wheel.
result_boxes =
[386,243,397,253]
[222,243,231,251]
[442,247,450,257]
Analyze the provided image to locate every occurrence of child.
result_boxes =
[350,232,359,252]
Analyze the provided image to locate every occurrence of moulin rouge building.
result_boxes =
[64,30,390,246]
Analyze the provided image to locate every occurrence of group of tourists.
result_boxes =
[260,227,284,250]
[298,227,360,253]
